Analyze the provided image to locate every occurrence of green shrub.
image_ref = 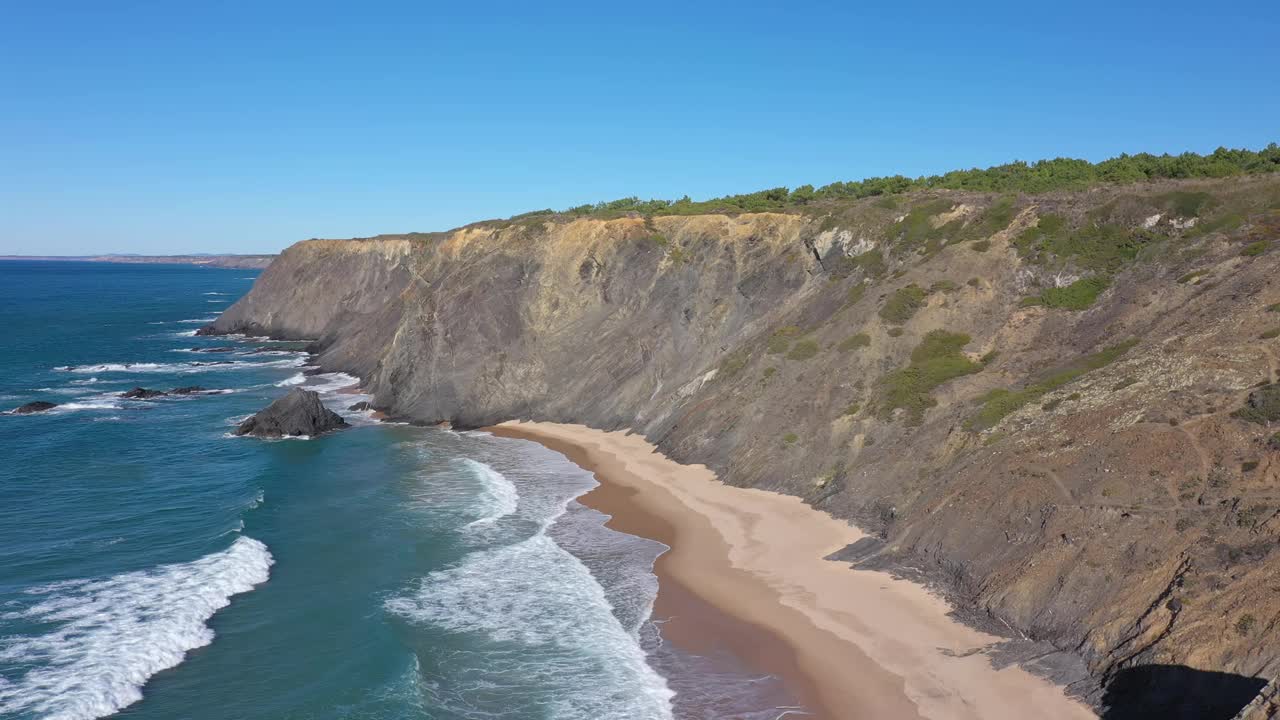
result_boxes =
[1269,432,1280,450]
[846,282,867,305]
[1268,303,1280,313]
[1233,384,1280,425]
[1178,270,1207,284]
[887,327,904,337]
[838,334,871,353]
[782,433,799,444]
[968,339,1138,430]
[1035,276,1111,310]
[762,366,776,379]
[967,277,982,287]
[1159,190,1215,218]
[1261,327,1280,339]
[842,402,861,416]
[1187,211,1245,237]
[836,249,887,279]
[1236,614,1256,637]
[929,279,960,293]
[1015,215,1155,271]
[649,233,669,246]
[890,198,956,252]
[766,326,804,354]
[719,351,749,377]
[787,339,820,360]
[1242,240,1269,256]
[880,284,929,324]
[879,330,983,425]
[967,196,1017,239]
[971,240,992,252]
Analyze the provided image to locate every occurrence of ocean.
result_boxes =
[0,261,793,720]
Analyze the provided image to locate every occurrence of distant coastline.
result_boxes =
[0,254,275,269]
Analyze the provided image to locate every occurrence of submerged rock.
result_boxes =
[347,401,371,412]
[122,387,167,399]
[11,401,58,414]
[235,388,348,438]
[170,386,208,395]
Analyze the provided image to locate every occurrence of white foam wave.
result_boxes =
[69,377,101,385]
[461,459,518,529]
[177,317,219,324]
[206,300,227,304]
[305,372,360,395]
[0,536,272,720]
[52,399,124,412]
[32,387,95,396]
[56,357,306,375]
[202,292,229,296]
[171,330,198,337]
[275,373,305,387]
[386,533,674,719]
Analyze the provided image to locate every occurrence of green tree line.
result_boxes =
[555,144,1280,218]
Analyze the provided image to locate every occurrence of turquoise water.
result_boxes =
[0,261,793,720]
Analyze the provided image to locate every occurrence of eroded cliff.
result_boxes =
[207,176,1280,709]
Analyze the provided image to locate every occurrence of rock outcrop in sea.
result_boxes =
[200,175,1280,707]
[235,388,348,438]
[11,401,57,414]
[122,387,167,399]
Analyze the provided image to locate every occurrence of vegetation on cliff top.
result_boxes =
[548,145,1279,219]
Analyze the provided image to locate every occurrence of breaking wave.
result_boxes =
[0,537,273,720]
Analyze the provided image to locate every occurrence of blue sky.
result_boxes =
[2,1,1277,255]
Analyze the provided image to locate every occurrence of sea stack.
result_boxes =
[235,388,348,438]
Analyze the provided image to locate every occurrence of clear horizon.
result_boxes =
[3,1,1278,255]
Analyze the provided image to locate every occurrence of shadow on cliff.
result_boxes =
[1101,665,1266,720]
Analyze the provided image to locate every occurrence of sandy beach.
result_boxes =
[488,421,1097,720]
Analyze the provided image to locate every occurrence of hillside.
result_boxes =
[204,172,1280,714]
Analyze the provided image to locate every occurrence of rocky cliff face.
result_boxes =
[207,177,1280,706]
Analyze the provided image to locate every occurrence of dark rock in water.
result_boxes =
[235,388,348,438]
[348,401,371,412]
[11,401,57,414]
[194,325,220,336]
[303,367,326,376]
[122,387,167,399]
[170,386,208,395]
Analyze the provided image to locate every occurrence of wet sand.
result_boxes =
[488,421,1097,720]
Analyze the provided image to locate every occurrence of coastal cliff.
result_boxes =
[207,176,1280,707]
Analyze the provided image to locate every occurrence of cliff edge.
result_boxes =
[207,176,1280,710]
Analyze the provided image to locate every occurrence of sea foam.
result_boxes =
[386,532,674,719]
[55,358,306,374]
[461,459,518,528]
[0,536,272,720]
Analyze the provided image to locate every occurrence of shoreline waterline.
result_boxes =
[486,421,1099,720]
